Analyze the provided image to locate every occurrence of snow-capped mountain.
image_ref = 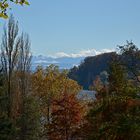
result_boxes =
[31,49,114,70]
[31,55,84,70]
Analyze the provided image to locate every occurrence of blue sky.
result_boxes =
[0,0,140,56]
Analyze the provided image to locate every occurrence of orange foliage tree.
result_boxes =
[32,65,85,139]
[49,91,84,140]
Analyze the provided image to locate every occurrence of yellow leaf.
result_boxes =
[0,13,8,19]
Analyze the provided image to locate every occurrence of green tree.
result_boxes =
[0,70,16,140]
[86,44,140,140]
[108,56,127,96]
[19,96,40,140]
[118,41,140,86]
[0,115,15,140]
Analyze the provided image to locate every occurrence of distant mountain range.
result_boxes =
[31,55,84,70]
[31,49,114,70]
[32,52,115,89]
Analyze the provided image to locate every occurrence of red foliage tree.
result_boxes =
[48,92,84,140]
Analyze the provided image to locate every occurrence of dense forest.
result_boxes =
[0,16,140,140]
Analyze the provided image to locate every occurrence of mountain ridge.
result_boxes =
[31,49,114,70]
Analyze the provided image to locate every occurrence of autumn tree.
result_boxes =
[49,91,84,140]
[32,65,61,127]
[32,65,83,139]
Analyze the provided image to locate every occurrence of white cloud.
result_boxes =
[49,48,114,58]
[34,60,59,64]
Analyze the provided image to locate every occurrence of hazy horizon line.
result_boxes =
[33,48,115,58]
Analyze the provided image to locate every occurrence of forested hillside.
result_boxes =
[68,48,140,90]
[68,52,116,89]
